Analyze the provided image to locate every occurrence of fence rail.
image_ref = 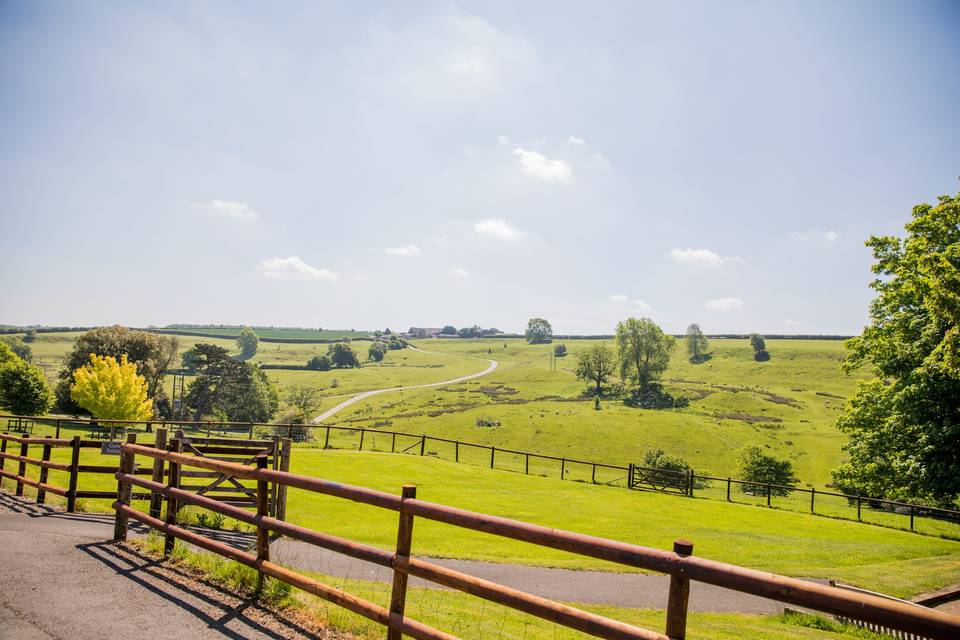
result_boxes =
[4,413,959,538]
[112,440,960,640]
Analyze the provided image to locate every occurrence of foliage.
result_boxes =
[182,344,278,422]
[643,448,708,489]
[615,317,675,390]
[750,333,770,361]
[738,446,797,496]
[0,359,53,415]
[686,323,709,363]
[386,336,407,350]
[575,344,617,396]
[623,383,687,409]
[22,329,37,343]
[306,354,332,370]
[553,343,567,357]
[273,385,323,441]
[70,354,153,420]
[55,326,178,414]
[0,336,32,362]
[368,342,388,362]
[328,342,361,368]
[441,325,457,335]
[181,345,203,372]
[236,326,259,359]
[833,191,960,507]
[525,318,553,344]
[0,341,19,367]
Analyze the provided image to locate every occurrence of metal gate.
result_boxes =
[628,463,691,495]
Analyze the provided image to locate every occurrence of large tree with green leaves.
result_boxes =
[685,323,709,363]
[525,318,553,344]
[237,326,259,359]
[55,326,178,414]
[0,359,53,415]
[70,354,152,420]
[575,344,617,396]
[832,191,960,507]
[182,343,278,423]
[615,317,675,390]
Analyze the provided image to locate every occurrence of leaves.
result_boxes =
[70,354,152,420]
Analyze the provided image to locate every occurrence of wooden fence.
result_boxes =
[4,413,959,538]
[111,439,960,640]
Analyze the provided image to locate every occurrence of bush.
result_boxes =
[328,342,360,368]
[583,381,627,399]
[0,337,32,362]
[623,384,688,409]
[0,360,53,415]
[368,342,387,362]
[306,354,332,371]
[271,408,315,442]
[738,446,797,495]
[643,449,709,489]
[553,343,567,357]
[754,349,771,362]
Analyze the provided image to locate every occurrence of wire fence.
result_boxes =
[4,413,959,540]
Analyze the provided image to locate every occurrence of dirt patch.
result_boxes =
[816,391,845,399]
[717,412,784,424]
[470,384,519,396]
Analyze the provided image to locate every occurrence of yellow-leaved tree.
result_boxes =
[70,354,153,420]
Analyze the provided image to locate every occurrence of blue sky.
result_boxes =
[1,1,958,334]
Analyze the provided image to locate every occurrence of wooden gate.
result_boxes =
[170,431,291,521]
[628,463,691,495]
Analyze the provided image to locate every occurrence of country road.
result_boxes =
[312,346,497,423]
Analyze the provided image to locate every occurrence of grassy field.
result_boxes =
[158,327,373,340]
[17,443,960,598]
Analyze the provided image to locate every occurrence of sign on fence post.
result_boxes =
[100,441,122,456]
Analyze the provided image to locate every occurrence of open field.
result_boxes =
[15,440,959,599]
[154,327,374,341]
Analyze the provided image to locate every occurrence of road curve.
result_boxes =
[312,346,497,423]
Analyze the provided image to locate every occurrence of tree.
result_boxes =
[306,354,332,371]
[685,323,709,363]
[181,344,278,422]
[0,341,19,367]
[55,326,178,414]
[615,317,675,390]
[525,318,553,344]
[643,449,708,489]
[274,385,323,441]
[0,360,53,415]
[738,446,797,496]
[23,329,37,343]
[440,325,457,335]
[0,336,31,362]
[749,333,770,361]
[575,344,617,396]
[832,191,960,506]
[368,342,387,362]
[70,354,152,420]
[237,326,259,359]
[328,342,360,368]
[553,343,567,357]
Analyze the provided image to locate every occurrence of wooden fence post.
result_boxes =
[67,435,81,512]
[766,483,772,507]
[249,423,255,439]
[359,428,365,451]
[387,484,417,640]
[665,539,693,639]
[15,439,28,496]
[726,478,731,501]
[591,463,596,484]
[164,436,184,556]
[910,506,915,532]
[628,463,635,490]
[810,487,815,513]
[687,470,694,497]
[490,446,495,469]
[857,496,862,521]
[391,432,396,453]
[455,441,459,463]
[255,456,270,593]
[420,435,426,456]
[113,433,137,542]
[55,420,61,439]
[526,454,531,476]
[324,426,331,449]
[149,428,168,519]
[37,436,52,504]
[561,458,566,478]
[0,436,6,490]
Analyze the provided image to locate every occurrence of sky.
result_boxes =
[1,1,958,335]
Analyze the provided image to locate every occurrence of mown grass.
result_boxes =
[133,532,886,640]
[19,446,960,598]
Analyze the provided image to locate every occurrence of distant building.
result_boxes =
[406,327,442,338]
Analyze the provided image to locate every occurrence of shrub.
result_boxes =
[738,446,797,496]
[0,359,53,415]
[623,384,688,409]
[643,449,709,489]
[306,354,332,371]
[328,342,360,368]
[553,343,567,357]
[368,342,387,362]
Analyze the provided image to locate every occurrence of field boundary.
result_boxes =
[4,413,959,540]
[110,435,960,640]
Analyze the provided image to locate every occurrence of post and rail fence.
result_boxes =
[110,441,960,640]
[2,413,959,539]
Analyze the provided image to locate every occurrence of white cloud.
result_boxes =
[512,148,572,182]
[353,274,369,282]
[258,256,338,281]
[608,294,628,303]
[384,244,422,257]
[497,135,511,145]
[474,218,526,241]
[451,267,470,278]
[568,135,586,145]
[633,299,653,312]
[789,229,840,243]
[705,297,743,312]
[195,200,259,221]
[669,248,743,267]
